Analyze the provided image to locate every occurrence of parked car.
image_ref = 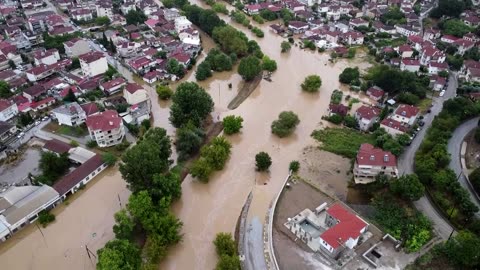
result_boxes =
[35,120,41,126]
[17,132,25,139]
[440,90,446,97]
[43,116,49,121]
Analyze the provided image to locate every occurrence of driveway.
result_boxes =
[447,116,480,211]
[398,73,458,239]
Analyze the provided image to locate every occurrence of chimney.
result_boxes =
[109,121,113,126]
[370,155,374,161]
[384,154,389,162]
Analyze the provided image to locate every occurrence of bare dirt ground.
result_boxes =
[273,179,334,270]
[465,130,480,170]
[298,146,352,201]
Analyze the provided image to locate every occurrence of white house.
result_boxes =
[392,104,419,125]
[86,110,125,147]
[420,46,446,65]
[123,82,148,105]
[355,105,381,131]
[179,28,200,46]
[428,61,449,75]
[26,64,55,82]
[96,2,114,20]
[174,16,192,33]
[33,49,60,65]
[52,102,86,126]
[79,51,108,77]
[0,99,18,122]
[319,203,368,257]
[64,38,91,57]
[395,25,419,37]
[380,118,409,136]
[400,58,420,72]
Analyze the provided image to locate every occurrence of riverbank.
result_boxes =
[228,74,263,110]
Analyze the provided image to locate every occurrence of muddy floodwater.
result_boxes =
[0,168,130,270]
[0,4,370,270]
[158,4,371,269]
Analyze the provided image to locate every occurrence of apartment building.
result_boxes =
[86,110,125,147]
[79,51,108,77]
[353,143,398,184]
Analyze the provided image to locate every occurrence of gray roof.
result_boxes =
[52,102,85,117]
[0,185,59,225]
[0,121,13,136]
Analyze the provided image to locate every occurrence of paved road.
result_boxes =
[448,116,480,210]
[398,73,458,239]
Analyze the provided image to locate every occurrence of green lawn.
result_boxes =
[57,125,89,137]
[311,128,375,158]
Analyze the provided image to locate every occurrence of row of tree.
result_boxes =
[97,128,183,269]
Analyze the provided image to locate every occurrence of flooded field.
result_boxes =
[0,148,41,186]
[0,168,130,270]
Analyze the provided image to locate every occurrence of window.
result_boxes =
[86,176,90,181]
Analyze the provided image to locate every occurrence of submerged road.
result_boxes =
[398,73,458,239]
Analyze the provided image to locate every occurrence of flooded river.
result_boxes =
[159,4,371,269]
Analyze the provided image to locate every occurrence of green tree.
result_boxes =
[390,174,425,201]
[166,58,185,78]
[443,231,480,268]
[343,115,358,129]
[204,49,233,72]
[469,167,480,194]
[125,9,147,25]
[190,157,213,182]
[238,55,262,81]
[212,2,228,14]
[222,115,243,135]
[156,85,174,100]
[214,232,236,257]
[216,255,241,270]
[69,57,80,70]
[301,75,322,92]
[441,19,472,37]
[176,122,205,161]
[430,0,466,18]
[281,41,291,53]
[262,56,277,72]
[212,25,248,57]
[38,152,70,185]
[289,160,300,173]
[271,111,300,137]
[255,151,272,171]
[339,67,360,84]
[0,80,12,98]
[102,152,118,166]
[63,89,77,102]
[8,60,15,69]
[97,239,141,270]
[196,61,213,81]
[201,136,232,170]
[150,172,182,201]
[119,128,172,192]
[112,209,135,240]
[169,82,214,128]
[95,16,111,26]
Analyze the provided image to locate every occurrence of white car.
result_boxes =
[439,90,446,97]
[17,132,25,139]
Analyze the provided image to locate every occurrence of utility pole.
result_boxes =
[35,222,48,247]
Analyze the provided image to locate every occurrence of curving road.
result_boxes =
[447,116,480,214]
[398,73,458,239]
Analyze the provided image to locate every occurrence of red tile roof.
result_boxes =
[0,99,14,111]
[53,154,104,196]
[101,77,127,91]
[80,102,99,116]
[380,118,409,133]
[394,104,419,118]
[401,58,420,66]
[86,110,122,132]
[125,82,143,94]
[43,138,72,154]
[320,203,368,249]
[79,51,105,64]
[329,103,349,116]
[356,105,380,120]
[356,143,397,167]
[31,97,55,109]
[366,86,384,98]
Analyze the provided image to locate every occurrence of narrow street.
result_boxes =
[398,73,458,239]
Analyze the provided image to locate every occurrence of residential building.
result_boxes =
[328,103,348,117]
[26,64,55,82]
[0,121,17,142]
[428,61,448,75]
[86,110,125,147]
[43,138,72,154]
[64,38,90,57]
[31,97,55,112]
[353,143,398,184]
[0,185,60,242]
[52,102,86,126]
[420,46,446,66]
[174,16,192,32]
[123,82,148,105]
[392,104,419,125]
[366,86,384,101]
[319,203,369,256]
[288,21,309,33]
[70,8,93,21]
[355,105,381,131]
[395,25,419,37]
[52,154,107,199]
[462,60,480,83]
[453,39,475,55]
[400,58,420,72]
[0,99,18,121]
[79,51,108,77]
[100,77,127,95]
[380,118,409,136]
[340,31,364,45]
[96,2,114,20]
[33,49,60,65]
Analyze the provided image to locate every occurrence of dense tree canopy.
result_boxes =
[443,231,480,268]
[440,19,473,37]
[166,58,185,78]
[301,75,322,92]
[156,85,174,100]
[238,56,262,81]
[390,174,425,201]
[112,209,135,240]
[0,80,12,98]
[190,136,232,182]
[169,82,214,128]
[195,61,213,81]
[430,0,467,18]
[339,67,360,84]
[119,128,172,193]
[271,111,300,137]
[222,115,244,135]
[380,7,406,26]
[97,239,141,270]
[184,5,225,35]
[175,122,205,161]
[255,152,272,171]
[213,26,249,57]
[213,233,241,270]
[125,10,147,25]
[38,152,70,185]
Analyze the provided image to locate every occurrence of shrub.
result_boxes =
[301,75,322,92]
[156,85,174,100]
[38,210,55,227]
[70,140,79,147]
[281,41,291,53]
[86,140,98,148]
[271,111,300,137]
[255,151,272,171]
[223,115,244,135]
[102,152,118,166]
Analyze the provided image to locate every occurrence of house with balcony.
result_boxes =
[461,60,480,83]
[355,105,381,131]
[95,2,114,20]
[0,99,18,122]
[52,102,86,126]
[26,64,56,82]
[86,110,125,147]
[392,104,419,126]
[353,143,398,184]
[79,51,108,77]
[70,8,93,21]
[380,118,409,136]
[420,45,446,66]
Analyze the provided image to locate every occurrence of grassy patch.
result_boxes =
[417,98,432,113]
[44,122,89,137]
[311,128,375,158]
